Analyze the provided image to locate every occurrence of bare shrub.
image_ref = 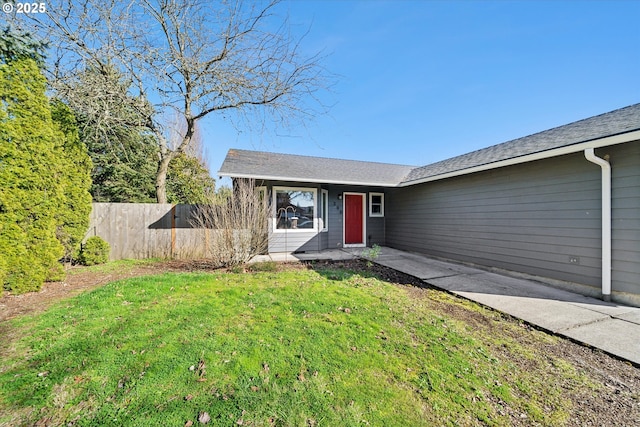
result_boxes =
[192,179,270,267]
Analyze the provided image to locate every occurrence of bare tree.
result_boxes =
[192,178,270,266]
[166,111,208,169]
[164,112,217,203]
[19,0,330,202]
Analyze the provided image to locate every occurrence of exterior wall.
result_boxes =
[325,185,344,249]
[262,181,387,252]
[386,142,640,301]
[610,142,640,297]
[326,185,386,248]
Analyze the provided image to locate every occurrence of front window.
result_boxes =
[274,187,316,230]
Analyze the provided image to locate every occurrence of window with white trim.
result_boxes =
[273,187,317,231]
[369,192,384,217]
[320,189,329,232]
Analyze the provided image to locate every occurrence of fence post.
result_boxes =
[171,205,176,259]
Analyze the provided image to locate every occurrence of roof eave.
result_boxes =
[216,172,401,187]
[398,129,640,187]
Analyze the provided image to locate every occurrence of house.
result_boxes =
[218,104,640,306]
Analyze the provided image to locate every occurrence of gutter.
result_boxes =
[584,148,612,301]
[216,172,401,188]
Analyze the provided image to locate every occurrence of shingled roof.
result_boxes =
[218,103,640,187]
[218,149,416,187]
[402,103,640,185]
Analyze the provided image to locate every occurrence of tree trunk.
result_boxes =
[155,153,174,203]
[156,120,195,203]
[156,128,193,203]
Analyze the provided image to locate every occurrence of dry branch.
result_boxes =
[191,179,270,267]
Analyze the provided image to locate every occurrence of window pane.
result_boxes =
[276,190,315,229]
[322,190,329,231]
[369,193,384,217]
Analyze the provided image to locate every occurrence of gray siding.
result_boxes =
[326,186,344,249]
[325,185,387,249]
[268,230,322,253]
[610,142,640,295]
[386,142,640,298]
[387,152,603,288]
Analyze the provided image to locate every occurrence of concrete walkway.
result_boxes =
[254,247,640,365]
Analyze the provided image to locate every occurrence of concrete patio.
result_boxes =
[252,246,640,366]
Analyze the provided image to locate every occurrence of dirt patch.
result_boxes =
[1,258,639,426]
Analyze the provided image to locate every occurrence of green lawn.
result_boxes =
[0,263,593,426]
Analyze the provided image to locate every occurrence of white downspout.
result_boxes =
[584,148,611,301]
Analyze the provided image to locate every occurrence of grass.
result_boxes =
[0,265,594,426]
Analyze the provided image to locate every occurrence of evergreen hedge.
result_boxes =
[50,100,92,263]
[0,58,66,293]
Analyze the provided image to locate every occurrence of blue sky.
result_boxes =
[205,0,640,179]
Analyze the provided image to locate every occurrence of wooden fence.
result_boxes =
[87,203,208,260]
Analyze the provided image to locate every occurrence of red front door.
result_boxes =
[344,194,364,245]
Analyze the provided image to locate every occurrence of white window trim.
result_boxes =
[369,192,385,217]
[272,186,318,233]
[321,189,329,232]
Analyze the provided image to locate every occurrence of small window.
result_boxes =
[321,189,329,232]
[369,192,384,217]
